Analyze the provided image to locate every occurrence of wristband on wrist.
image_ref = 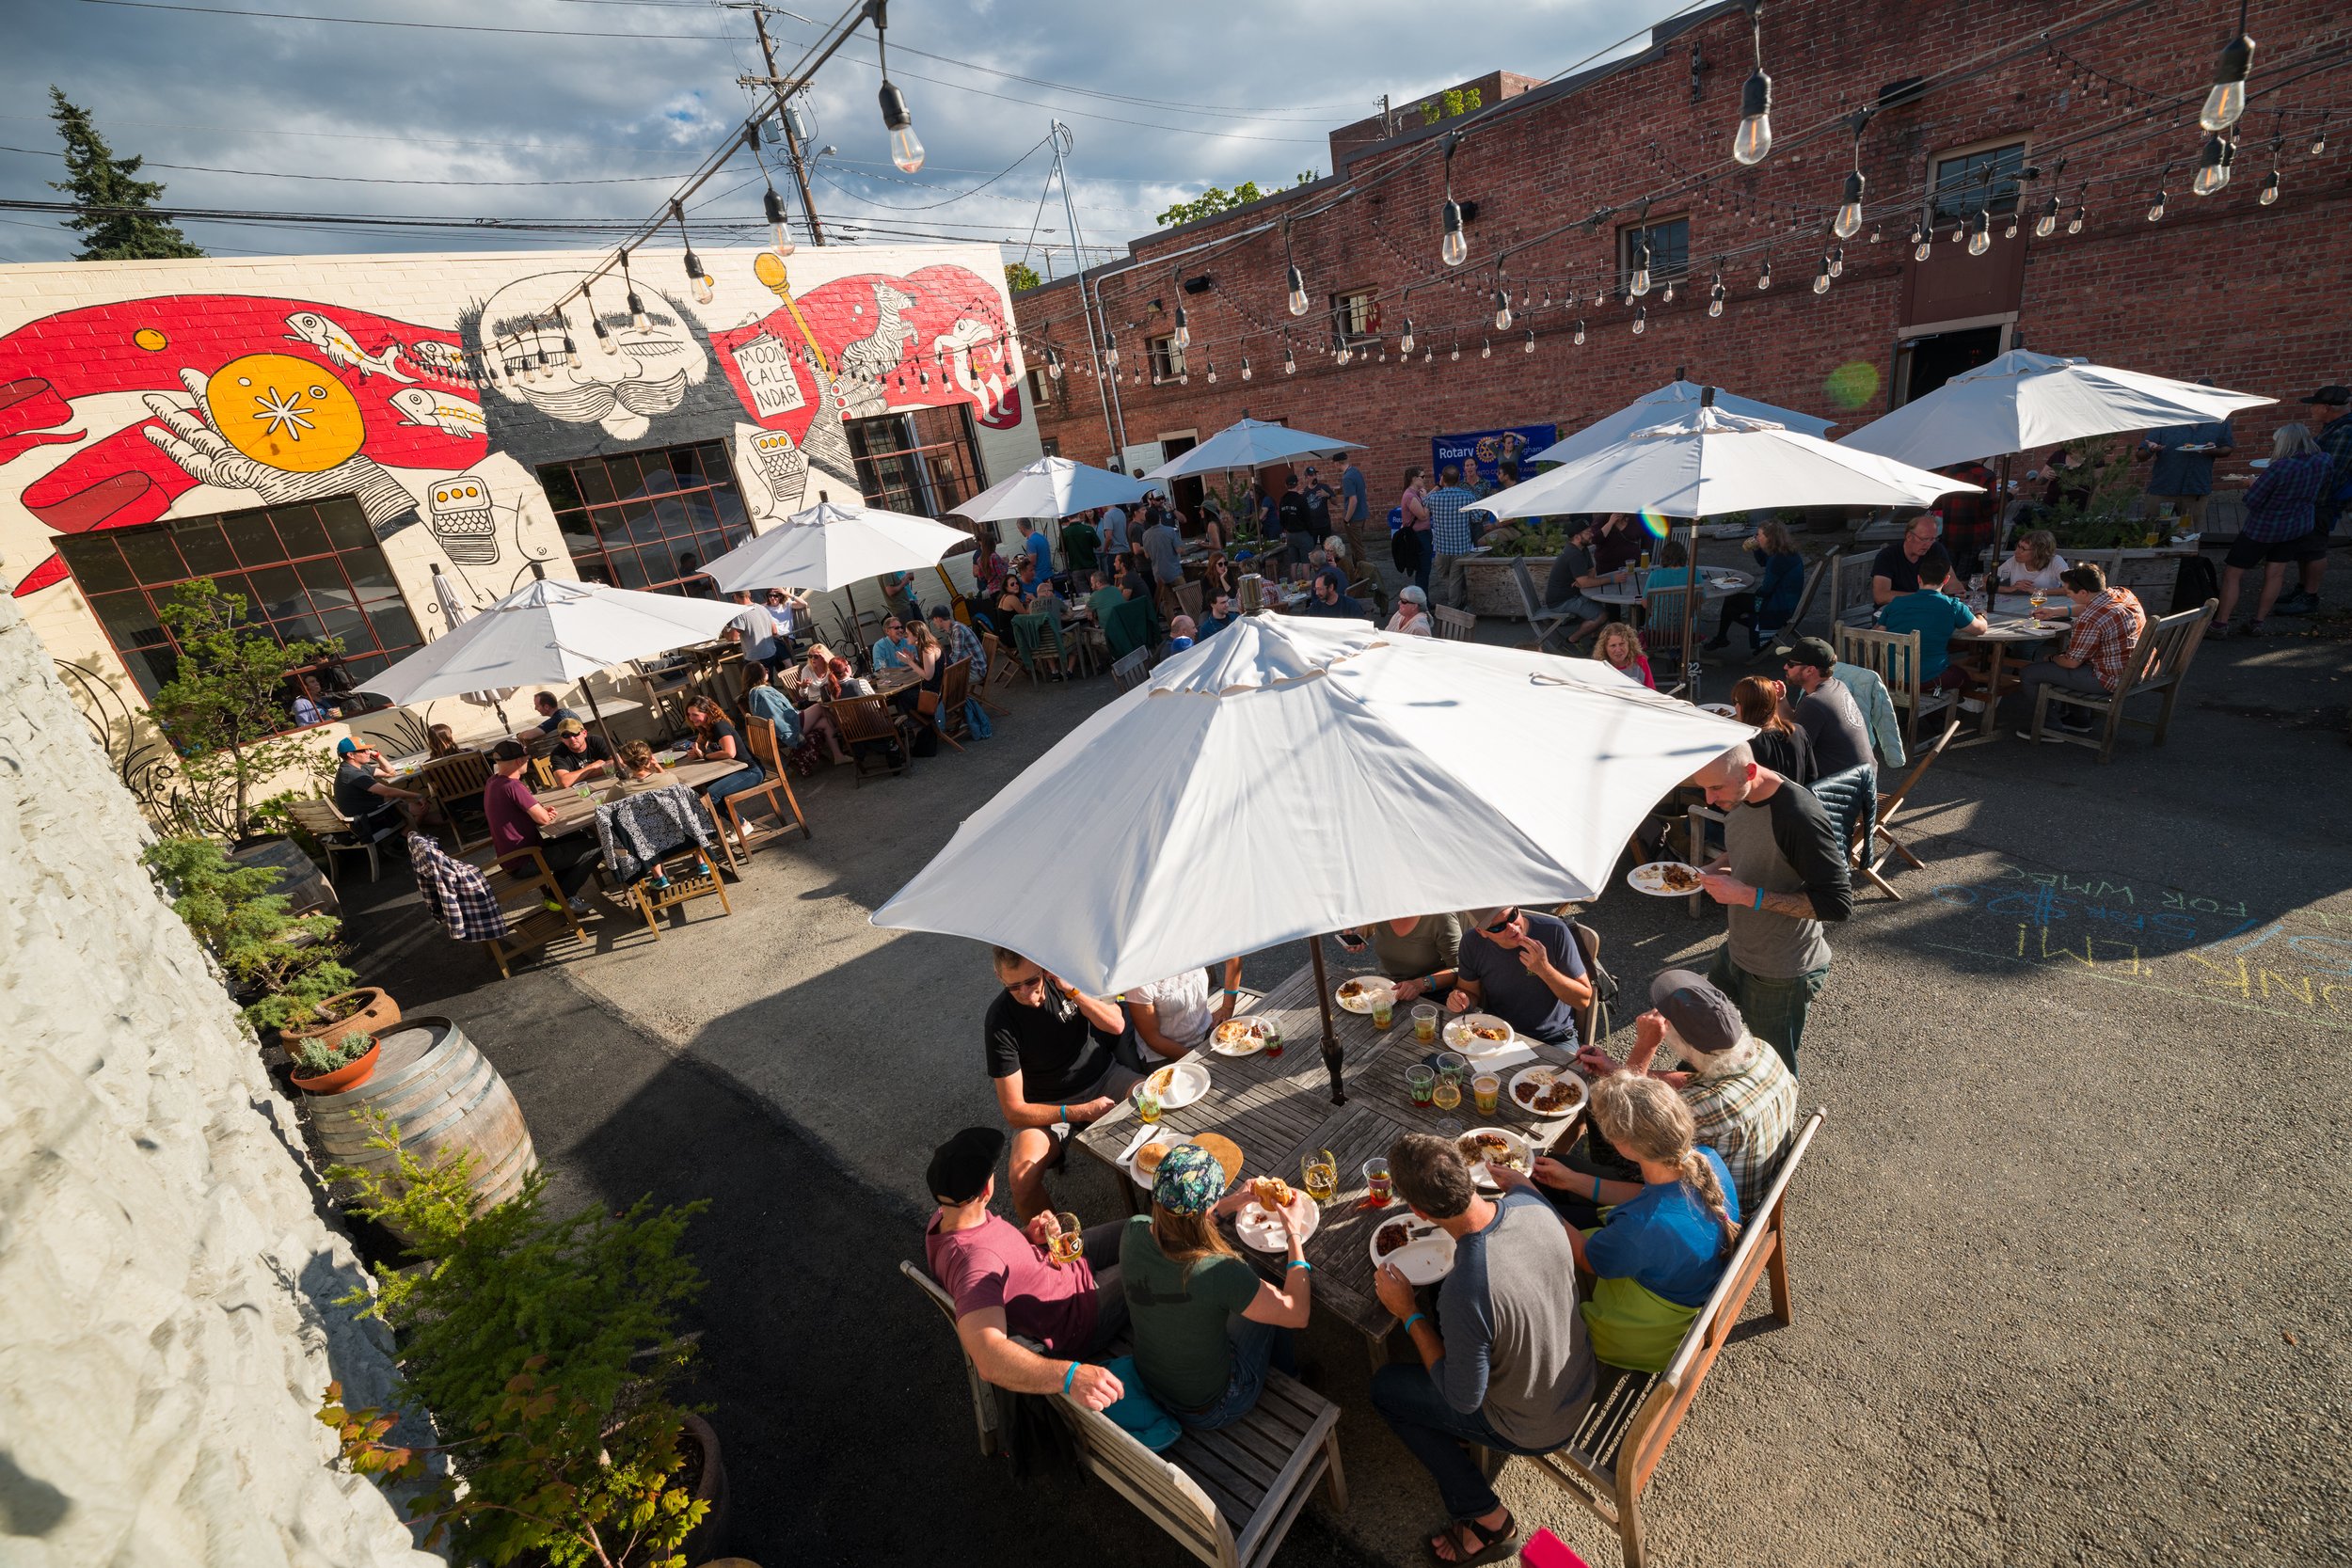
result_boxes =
[1404,1311,1428,1333]
[1592,1175,1602,1201]
[1287,1259,1311,1273]
[1062,1362,1077,1395]
[1752,886,1763,910]
[1058,1103,1069,1123]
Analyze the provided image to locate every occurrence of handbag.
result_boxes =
[915,685,943,719]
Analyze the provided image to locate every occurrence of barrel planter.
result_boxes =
[1460,556,1528,618]
[310,1015,536,1238]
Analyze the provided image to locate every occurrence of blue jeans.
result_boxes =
[705,765,768,822]
[1174,1317,1295,1431]
[1410,531,1434,594]
[1371,1363,1565,1521]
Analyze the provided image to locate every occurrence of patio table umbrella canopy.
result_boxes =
[357,573,742,710]
[1837,350,2275,470]
[1140,417,1365,482]
[1533,376,1836,467]
[955,455,1149,521]
[871,614,1750,996]
[697,498,972,594]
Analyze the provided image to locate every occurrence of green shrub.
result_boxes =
[294,1030,373,1077]
[144,835,355,1035]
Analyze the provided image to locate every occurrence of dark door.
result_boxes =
[1899,325,2003,406]
[1159,435,1204,528]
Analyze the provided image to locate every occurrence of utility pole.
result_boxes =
[740,4,826,245]
[1052,121,1127,465]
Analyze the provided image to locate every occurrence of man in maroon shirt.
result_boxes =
[484,738,599,912]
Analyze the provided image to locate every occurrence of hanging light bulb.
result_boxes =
[1835,168,1867,240]
[1708,275,1724,318]
[1172,302,1190,349]
[2259,167,2280,204]
[1400,317,1416,355]
[672,202,714,306]
[1103,334,1119,369]
[1493,289,1513,330]
[1422,346,1434,364]
[587,287,617,356]
[2035,194,2060,237]
[560,312,580,368]
[2148,186,2169,222]
[877,24,926,178]
[1968,211,1992,255]
[1757,257,1772,291]
[1913,226,1932,261]
[2199,11,2254,133]
[1573,318,1587,345]
[1450,341,1461,363]
[1662,277,1677,304]
[1178,372,1189,386]
[1440,199,1467,266]
[1732,7,1773,165]
[2194,133,2234,196]
[1869,223,1883,244]
[1812,256,1833,293]
[1283,345,1295,375]
[1480,338,1492,359]
[1631,306,1647,335]
[2312,118,2329,157]
[763,183,796,256]
[1376,343,1388,362]
[1950,217,1968,245]
[2068,203,2086,234]
[1542,289,1553,308]
[627,290,650,335]
[1629,241,1653,297]
[1240,356,1252,381]
[1827,245,1845,278]
[2004,211,2020,240]
[1207,359,1218,383]
[1523,328,1535,354]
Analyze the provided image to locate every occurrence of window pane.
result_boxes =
[344,556,397,597]
[206,573,255,617]
[91,592,164,648]
[539,464,584,514]
[58,535,135,594]
[120,530,185,585]
[669,446,705,484]
[272,606,328,646]
[573,460,617,507]
[273,507,332,559]
[319,498,375,552]
[224,514,281,566]
[560,519,599,562]
[623,501,663,545]
[166,521,235,577]
[246,566,306,622]
[366,604,420,650]
[1933,144,2026,220]
[709,487,747,532]
[118,644,177,700]
[320,606,371,647]
[295,558,350,600]
[608,453,655,501]
[612,548,655,590]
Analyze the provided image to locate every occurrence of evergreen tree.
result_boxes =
[46,87,205,261]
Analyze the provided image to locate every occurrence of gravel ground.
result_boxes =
[345,588,2352,1568]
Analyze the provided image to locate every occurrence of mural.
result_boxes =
[0,252,1026,607]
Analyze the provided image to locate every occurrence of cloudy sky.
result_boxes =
[2,0,1656,271]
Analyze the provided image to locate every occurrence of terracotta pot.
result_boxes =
[280,987,401,1049]
[290,1038,380,1095]
[678,1413,729,1565]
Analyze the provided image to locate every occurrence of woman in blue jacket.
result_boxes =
[1707,517,1806,655]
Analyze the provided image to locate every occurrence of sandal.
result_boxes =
[1426,1511,1518,1565]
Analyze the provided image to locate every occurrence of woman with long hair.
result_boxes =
[1729,674,1813,783]
[1708,517,1806,655]
[787,646,857,765]
[1590,621,1655,689]
[1124,1142,1312,1431]
[1399,467,1432,592]
[1199,551,1236,601]
[425,722,465,760]
[684,695,766,840]
[1995,529,2069,594]
[1567,1074,1741,1372]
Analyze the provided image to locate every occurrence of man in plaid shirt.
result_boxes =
[928,604,988,682]
[2012,562,2145,737]
[1423,464,1483,610]
[1543,970,1796,1220]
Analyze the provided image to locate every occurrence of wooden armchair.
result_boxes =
[1638,583,1693,697]
[1512,556,1578,652]
[1432,604,1477,641]
[447,842,589,978]
[410,750,493,850]
[717,715,812,850]
[284,797,388,881]
[933,658,974,751]
[2025,598,2216,762]
[978,630,1016,709]
[829,693,911,784]
[1864,719,1962,886]
[1836,622,1956,750]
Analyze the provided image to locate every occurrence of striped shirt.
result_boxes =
[1677,1043,1799,1215]
[2065,587,2146,692]
[1424,485,1481,555]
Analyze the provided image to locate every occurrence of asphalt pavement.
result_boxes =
[341,594,2352,1568]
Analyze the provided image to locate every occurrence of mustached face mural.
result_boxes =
[472,273,709,442]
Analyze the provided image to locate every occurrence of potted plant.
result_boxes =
[290,1030,381,1095]
[321,1116,723,1568]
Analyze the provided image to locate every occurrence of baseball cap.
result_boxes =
[1305,466,1319,475]
[1773,634,1838,673]
[1649,969,1745,1056]
[491,738,529,763]
[334,736,359,755]
[927,1126,1006,1206]
[928,604,953,620]
[555,718,586,736]
[2303,385,2350,406]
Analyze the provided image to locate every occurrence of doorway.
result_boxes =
[1897,325,2003,407]
[1157,433,1204,526]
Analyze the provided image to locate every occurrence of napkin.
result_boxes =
[1470,1042,1538,1074]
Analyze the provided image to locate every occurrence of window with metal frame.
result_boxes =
[1618,216,1691,295]
[55,496,424,718]
[1331,289,1378,342]
[1148,333,1187,382]
[845,404,989,518]
[1931,142,2026,222]
[536,439,752,597]
[1025,365,1051,407]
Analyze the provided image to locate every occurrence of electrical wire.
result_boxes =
[0,143,697,186]
[802,134,1052,211]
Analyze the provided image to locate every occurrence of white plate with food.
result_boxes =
[1509,1065,1588,1119]
[1233,1177,1320,1252]
[1369,1213,1456,1286]
[1210,1016,1272,1057]
[1140,1057,1212,1112]
[1333,975,1395,1015]
[1443,1012,1518,1055]
[1628,861,1707,897]
[1457,1127,1534,1191]
[1699,702,1739,719]
[1128,1132,1190,1190]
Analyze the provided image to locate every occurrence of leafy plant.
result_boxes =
[148,577,342,842]
[1420,87,1484,124]
[2038,439,2151,548]
[321,1115,711,1568]
[294,1029,374,1078]
[1155,171,1315,229]
[145,835,356,1035]
[1004,261,1042,293]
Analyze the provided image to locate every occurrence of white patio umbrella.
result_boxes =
[873,614,1748,1100]
[1140,417,1365,482]
[426,562,514,723]
[1470,395,1973,697]
[1533,376,1836,467]
[699,498,972,594]
[1836,350,2275,471]
[955,454,1148,522]
[357,569,743,742]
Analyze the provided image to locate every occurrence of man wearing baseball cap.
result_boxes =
[1551,970,1798,1216]
[330,736,428,841]
[2277,385,2352,617]
[483,738,598,914]
[1772,636,1875,777]
[546,718,615,787]
[922,1126,1128,1412]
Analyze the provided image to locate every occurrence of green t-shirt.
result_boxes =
[1062,520,1101,573]
[1120,1215,1262,1412]
[1089,586,1127,625]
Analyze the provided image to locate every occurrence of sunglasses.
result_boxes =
[1481,909,1518,934]
[1005,973,1048,995]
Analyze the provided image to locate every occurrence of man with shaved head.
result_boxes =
[1686,741,1851,1070]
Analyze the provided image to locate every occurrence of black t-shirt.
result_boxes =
[1277,493,1312,535]
[984,988,1120,1104]
[1790,677,1874,777]
[1544,541,1597,607]
[1304,485,1333,531]
[547,733,614,779]
[1591,522,1645,574]
[1871,541,1954,595]
[333,760,389,819]
[700,719,752,770]
[1749,723,1816,786]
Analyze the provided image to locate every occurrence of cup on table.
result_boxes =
[1362,1156,1392,1208]
[1301,1148,1339,1205]
[1435,1050,1467,1086]
[1370,991,1394,1030]
[1406,1064,1437,1107]
[1412,1003,1438,1043]
[1472,1073,1501,1117]
[1048,1211,1083,1265]
[1431,1074,1462,1113]
[1136,1082,1163,1124]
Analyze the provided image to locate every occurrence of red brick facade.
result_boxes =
[1025,0,2351,506]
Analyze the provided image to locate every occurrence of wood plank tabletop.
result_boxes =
[1075,956,1587,1344]
[532,759,742,836]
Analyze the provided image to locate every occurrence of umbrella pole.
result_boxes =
[582,682,619,753]
[1678,517,1703,702]
[1309,933,1344,1105]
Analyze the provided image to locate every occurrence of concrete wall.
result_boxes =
[0,585,440,1568]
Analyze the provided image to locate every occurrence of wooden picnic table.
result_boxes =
[1584,566,1755,608]
[532,758,743,834]
[1074,958,1587,1357]
[1951,610,2069,744]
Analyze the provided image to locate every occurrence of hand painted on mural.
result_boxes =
[140,366,415,524]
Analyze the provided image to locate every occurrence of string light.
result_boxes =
[1574,318,1587,345]
[1812,255,1833,293]
[1103,332,1119,369]
[2067,199,2086,234]
[1283,222,1310,316]
[1481,338,1492,359]
[875,8,926,173]
[2035,193,2061,236]
[1834,109,1869,237]
[1968,211,1992,255]
[586,285,617,356]
[670,202,713,306]
[1631,305,1647,334]
[1629,239,1653,297]
[1662,277,1677,304]
[2193,133,2234,196]
[1440,137,1469,266]
[1827,245,1844,278]
[1451,341,1461,362]
[621,252,650,334]
[1283,344,1296,375]
[1732,3,1774,165]
[2199,1,2253,133]
[1493,288,1513,330]
[1523,328,1535,353]
[1708,274,1724,318]
[560,312,580,368]
[2312,117,2329,157]
[1912,214,1931,261]
[2148,186,2168,222]
[2260,166,2280,204]
[2003,209,2020,240]
[1400,317,1417,354]
[1205,360,1216,383]
[1757,256,1772,291]
[1172,302,1191,350]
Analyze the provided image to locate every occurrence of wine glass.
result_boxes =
[1301,1149,1338,1205]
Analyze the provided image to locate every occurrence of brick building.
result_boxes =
[1024,0,2350,526]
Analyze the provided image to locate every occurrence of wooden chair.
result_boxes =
[449,842,589,978]
[1638,582,1694,697]
[1510,556,1578,652]
[1012,613,1070,684]
[410,750,493,850]
[527,754,558,791]
[1828,550,1880,628]
[1835,623,1956,751]
[284,797,390,881]
[625,844,732,938]
[899,1262,1348,1568]
[1174,578,1203,621]
[1772,546,1839,645]
[2026,598,2217,762]
[1432,604,1477,641]
[1110,647,1153,691]
[933,658,974,751]
[716,715,813,849]
[977,631,1014,713]
[1864,719,1962,886]
[1484,1109,1827,1568]
[829,693,911,784]
[1568,919,1616,1046]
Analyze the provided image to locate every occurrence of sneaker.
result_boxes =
[2248,619,2267,637]
[2272,593,2316,617]
[565,896,596,917]
[1960,697,1986,714]
[2207,622,2232,640]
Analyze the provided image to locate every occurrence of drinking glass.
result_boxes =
[1435,1051,1468,1088]
[1301,1149,1339,1205]
[1136,1084,1162,1124]
[1472,1074,1501,1116]
[1362,1157,1392,1208]
[1431,1076,1462,1113]
[1412,1003,1438,1043]
[1049,1212,1084,1265]
[1263,1017,1284,1058]
[1370,991,1394,1030]
[1406,1065,1437,1107]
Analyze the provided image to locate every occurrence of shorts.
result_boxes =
[2224,531,2324,570]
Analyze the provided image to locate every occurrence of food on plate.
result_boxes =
[1214,1019,1263,1048]
[1147,1066,1176,1097]
[1458,1132,1527,1172]
[1656,863,1702,892]
[1512,1073,1554,1108]
[1531,1079,1581,1113]
[1471,1022,1510,1042]
[1134,1142,1169,1176]
[1338,978,1375,1003]
[1375,1220,1412,1257]
[1251,1176,1294,1211]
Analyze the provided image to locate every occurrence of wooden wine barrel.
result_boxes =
[310,1015,536,1236]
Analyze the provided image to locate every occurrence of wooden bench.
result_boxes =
[900,1261,1347,1568]
[2024,597,2216,762]
[284,797,389,882]
[1482,1106,1827,1568]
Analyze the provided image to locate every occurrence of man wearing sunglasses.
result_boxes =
[1447,905,1593,1046]
[984,946,1142,1221]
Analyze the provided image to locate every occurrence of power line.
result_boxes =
[0,142,699,186]
[72,0,747,40]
